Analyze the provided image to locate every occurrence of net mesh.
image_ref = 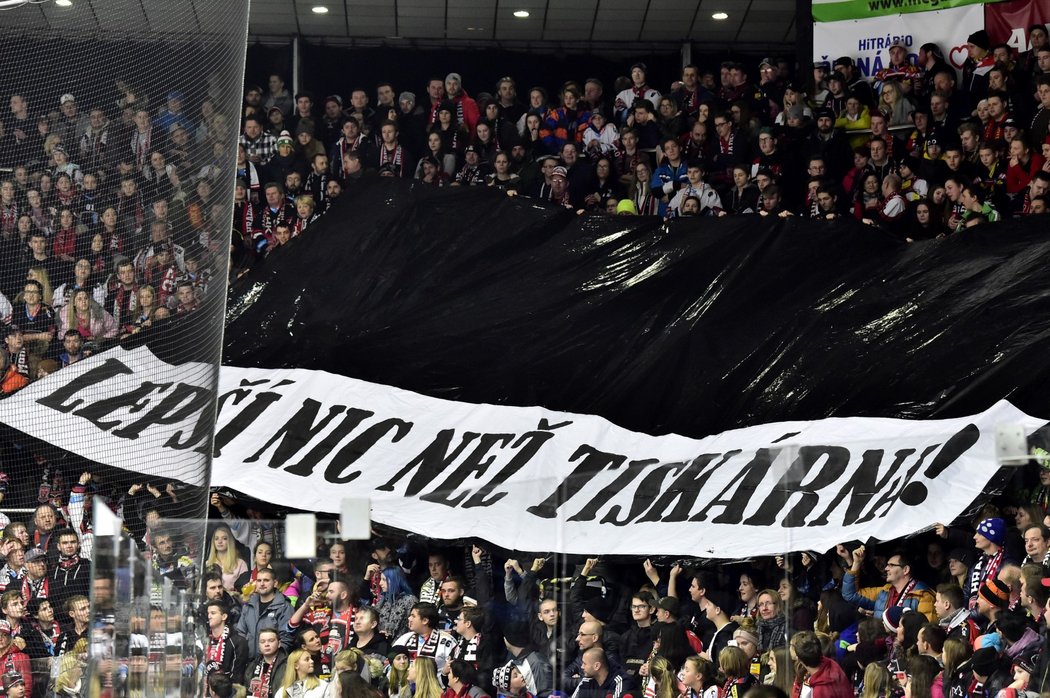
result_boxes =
[0,0,247,693]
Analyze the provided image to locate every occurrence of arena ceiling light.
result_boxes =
[712,11,729,19]
[513,10,529,18]
[54,0,72,5]
[311,5,329,13]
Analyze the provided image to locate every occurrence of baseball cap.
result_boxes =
[550,165,568,179]
[833,56,854,68]
[59,94,75,105]
[324,94,343,107]
[656,596,680,615]
[24,548,46,563]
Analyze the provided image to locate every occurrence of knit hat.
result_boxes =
[399,91,416,107]
[976,517,1006,545]
[705,590,733,616]
[947,548,974,566]
[883,606,905,633]
[785,104,805,121]
[967,30,990,50]
[1016,649,1040,674]
[502,622,531,649]
[295,119,314,136]
[733,626,759,647]
[1,672,22,690]
[979,579,1011,609]
[583,597,612,624]
[276,131,294,147]
[492,662,515,693]
[388,645,410,662]
[0,621,11,636]
[970,647,1000,677]
[551,166,568,179]
[616,199,638,215]
[438,100,456,114]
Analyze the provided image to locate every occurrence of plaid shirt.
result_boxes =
[239,132,277,166]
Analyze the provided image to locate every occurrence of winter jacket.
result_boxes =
[841,572,936,622]
[237,592,294,658]
[244,650,288,698]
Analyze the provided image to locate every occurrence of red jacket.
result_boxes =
[1006,153,1046,194]
[791,657,852,698]
[0,645,32,697]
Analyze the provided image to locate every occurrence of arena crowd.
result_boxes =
[0,19,1047,698]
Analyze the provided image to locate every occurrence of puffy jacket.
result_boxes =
[841,572,936,622]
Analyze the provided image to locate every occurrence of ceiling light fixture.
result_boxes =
[55,0,73,6]
[712,11,728,19]
[311,5,328,13]
[513,10,529,18]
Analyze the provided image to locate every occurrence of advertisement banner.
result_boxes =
[984,0,1050,50]
[3,345,1043,558]
[813,5,986,77]
[813,0,990,22]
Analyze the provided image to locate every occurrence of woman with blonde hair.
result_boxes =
[276,649,329,698]
[205,523,248,592]
[58,288,118,342]
[860,662,894,698]
[23,266,53,306]
[648,656,678,698]
[409,657,442,698]
[879,80,913,126]
[717,647,756,698]
[123,284,160,335]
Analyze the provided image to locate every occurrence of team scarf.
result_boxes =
[379,145,406,176]
[719,130,736,156]
[888,577,919,608]
[412,629,442,661]
[969,549,1005,598]
[206,625,231,674]
[132,129,152,168]
[453,633,482,665]
[260,204,292,234]
[1035,485,1050,513]
[248,656,277,698]
[235,201,255,244]
[719,677,748,698]
[0,203,18,233]
[57,553,81,571]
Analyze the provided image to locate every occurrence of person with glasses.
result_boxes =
[840,545,936,623]
[12,280,55,371]
[620,593,656,683]
[709,112,750,191]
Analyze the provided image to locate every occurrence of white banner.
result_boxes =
[1,346,1044,558]
[814,5,985,78]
